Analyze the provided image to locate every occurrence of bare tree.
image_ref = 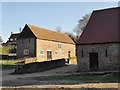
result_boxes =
[0,36,3,44]
[56,26,62,32]
[74,13,91,38]
[65,32,76,43]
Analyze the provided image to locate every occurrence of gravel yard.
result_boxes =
[1,65,119,89]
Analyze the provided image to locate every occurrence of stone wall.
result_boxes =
[77,43,119,71]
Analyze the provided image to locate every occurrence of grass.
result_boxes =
[0,59,25,69]
[0,59,25,65]
[33,73,119,82]
[0,64,17,69]
[0,46,10,54]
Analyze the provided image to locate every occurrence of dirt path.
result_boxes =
[1,83,119,90]
[1,65,119,89]
[2,65,78,85]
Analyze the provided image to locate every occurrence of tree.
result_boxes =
[74,13,91,38]
[0,36,3,44]
[56,26,62,32]
[64,32,76,43]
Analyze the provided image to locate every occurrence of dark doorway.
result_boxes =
[89,53,98,70]
[66,51,71,64]
[47,51,52,60]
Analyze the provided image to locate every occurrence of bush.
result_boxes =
[0,46,16,54]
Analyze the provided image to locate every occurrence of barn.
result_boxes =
[76,7,120,71]
[17,24,75,62]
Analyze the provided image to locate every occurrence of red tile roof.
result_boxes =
[77,7,120,45]
[27,24,75,44]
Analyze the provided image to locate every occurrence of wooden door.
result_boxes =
[47,51,52,60]
[89,53,98,70]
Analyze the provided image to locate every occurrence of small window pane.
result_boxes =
[82,50,83,58]
[29,38,30,43]
[55,50,58,55]
[10,38,13,41]
[58,43,62,48]
[105,49,107,57]
[62,51,64,56]
[23,49,29,55]
[40,49,44,55]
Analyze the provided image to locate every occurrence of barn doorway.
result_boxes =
[47,51,52,60]
[89,53,98,70]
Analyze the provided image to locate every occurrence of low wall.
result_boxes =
[0,54,17,60]
[14,59,65,74]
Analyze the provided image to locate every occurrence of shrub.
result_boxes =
[0,46,16,54]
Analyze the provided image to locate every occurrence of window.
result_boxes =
[68,51,71,58]
[14,38,17,41]
[62,51,64,56]
[47,51,52,60]
[82,50,83,58]
[58,43,62,48]
[29,38,30,43]
[105,49,107,57]
[23,49,29,55]
[54,50,58,55]
[40,49,44,55]
[22,39,23,43]
[10,38,13,41]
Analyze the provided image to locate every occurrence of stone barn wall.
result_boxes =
[77,43,119,71]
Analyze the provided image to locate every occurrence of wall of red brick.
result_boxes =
[36,39,76,62]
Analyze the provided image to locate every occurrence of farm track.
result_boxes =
[1,65,119,89]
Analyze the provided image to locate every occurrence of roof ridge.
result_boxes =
[11,33,20,35]
[93,6,119,12]
[27,24,67,36]
[25,24,75,44]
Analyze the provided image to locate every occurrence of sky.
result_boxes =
[1,2,118,42]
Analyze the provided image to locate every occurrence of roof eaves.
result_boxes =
[37,37,75,45]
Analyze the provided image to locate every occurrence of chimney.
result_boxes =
[19,27,21,33]
[11,32,13,35]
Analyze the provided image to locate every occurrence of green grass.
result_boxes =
[0,64,17,69]
[34,73,119,82]
[0,45,16,54]
[0,59,25,69]
[0,59,25,65]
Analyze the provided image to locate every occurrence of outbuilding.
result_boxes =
[76,7,119,71]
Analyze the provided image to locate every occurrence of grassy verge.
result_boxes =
[0,45,16,54]
[0,59,24,69]
[0,64,17,69]
[33,73,119,82]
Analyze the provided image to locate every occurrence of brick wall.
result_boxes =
[17,38,76,63]
[15,59,65,74]
[77,43,119,71]
[17,38,36,58]
[36,39,75,62]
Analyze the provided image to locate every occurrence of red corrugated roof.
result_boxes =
[77,7,120,45]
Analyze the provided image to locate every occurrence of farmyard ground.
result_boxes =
[1,65,119,89]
